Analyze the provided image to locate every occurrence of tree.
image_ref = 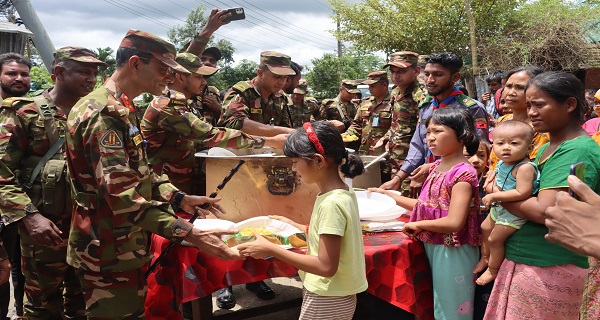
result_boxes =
[28,65,52,93]
[210,59,259,91]
[167,5,235,66]
[95,47,116,83]
[306,48,384,99]
[479,0,600,71]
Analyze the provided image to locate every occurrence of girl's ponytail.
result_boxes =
[340,149,364,178]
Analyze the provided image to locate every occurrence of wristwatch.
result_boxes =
[171,191,186,211]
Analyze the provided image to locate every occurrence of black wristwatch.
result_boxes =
[171,191,186,211]
[342,118,351,131]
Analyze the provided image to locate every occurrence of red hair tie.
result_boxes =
[303,122,325,156]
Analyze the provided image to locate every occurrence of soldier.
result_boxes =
[0,47,107,320]
[295,78,320,120]
[344,71,392,156]
[64,30,242,319]
[381,52,490,195]
[142,52,286,194]
[218,51,295,136]
[0,52,31,320]
[288,87,318,128]
[374,52,424,194]
[319,79,360,126]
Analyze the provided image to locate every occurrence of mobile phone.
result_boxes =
[569,162,585,199]
[222,8,245,23]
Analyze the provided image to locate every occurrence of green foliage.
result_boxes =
[210,59,259,90]
[306,48,384,99]
[167,5,236,66]
[28,65,52,93]
[329,0,519,58]
[95,47,116,83]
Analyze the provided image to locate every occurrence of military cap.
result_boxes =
[383,51,419,69]
[119,29,190,74]
[202,47,222,61]
[418,55,430,65]
[53,46,108,66]
[297,78,309,91]
[176,53,218,76]
[362,71,389,85]
[595,89,600,101]
[293,87,307,95]
[341,79,360,93]
[259,51,295,76]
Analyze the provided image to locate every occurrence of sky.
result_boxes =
[20,0,353,68]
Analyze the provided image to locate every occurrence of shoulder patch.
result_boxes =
[458,94,477,107]
[232,81,252,93]
[103,102,129,118]
[100,129,123,148]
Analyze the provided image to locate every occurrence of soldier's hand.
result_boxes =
[204,8,231,33]
[184,228,244,260]
[373,137,387,150]
[264,133,288,149]
[380,176,401,190]
[203,94,221,113]
[408,180,423,199]
[22,213,63,246]
[181,196,226,219]
[0,258,10,285]
[328,120,345,132]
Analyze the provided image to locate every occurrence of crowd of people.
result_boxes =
[0,7,598,320]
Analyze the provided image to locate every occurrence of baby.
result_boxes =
[475,120,540,285]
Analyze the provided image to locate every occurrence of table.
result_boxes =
[145,231,433,320]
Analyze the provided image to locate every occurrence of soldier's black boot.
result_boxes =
[215,286,235,309]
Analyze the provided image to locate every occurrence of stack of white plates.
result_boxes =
[355,190,408,232]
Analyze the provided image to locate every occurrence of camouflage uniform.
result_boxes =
[0,47,109,320]
[319,80,360,121]
[143,53,265,193]
[288,87,319,128]
[191,85,222,126]
[381,52,425,173]
[345,72,392,155]
[218,52,295,129]
[65,30,194,319]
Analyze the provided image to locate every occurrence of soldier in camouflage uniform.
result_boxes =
[142,53,286,194]
[375,52,424,186]
[0,52,32,319]
[0,47,107,319]
[319,80,360,124]
[64,30,242,319]
[187,47,223,126]
[344,71,392,155]
[288,87,318,128]
[218,51,295,136]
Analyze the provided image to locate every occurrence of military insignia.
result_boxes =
[250,108,263,114]
[100,130,123,148]
[132,134,143,146]
[171,99,186,106]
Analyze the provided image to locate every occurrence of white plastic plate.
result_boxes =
[355,190,397,220]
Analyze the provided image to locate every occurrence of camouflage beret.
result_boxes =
[202,47,222,61]
[53,46,108,66]
[119,29,190,74]
[260,51,295,76]
[293,87,307,95]
[383,51,419,69]
[341,79,360,93]
[175,53,218,76]
[362,71,389,85]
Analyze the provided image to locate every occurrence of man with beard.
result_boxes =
[380,52,489,195]
[0,52,31,319]
[0,47,108,319]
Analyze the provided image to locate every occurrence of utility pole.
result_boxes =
[337,14,343,84]
[11,0,55,73]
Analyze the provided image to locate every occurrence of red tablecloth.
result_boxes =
[145,231,433,319]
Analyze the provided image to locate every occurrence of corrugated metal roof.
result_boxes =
[0,21,33,35]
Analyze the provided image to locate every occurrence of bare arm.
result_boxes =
[238,233,341,278]
[241,119,294,136]
[500,188,562,224]
[367,187,417,211]
[185,8,231,56]
[409,181,472,234]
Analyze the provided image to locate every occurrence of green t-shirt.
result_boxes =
[505,136,600,268]
[299,187,368,296]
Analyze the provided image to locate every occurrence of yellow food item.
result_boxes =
[341,132,358,142]
[239,226,273,236]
